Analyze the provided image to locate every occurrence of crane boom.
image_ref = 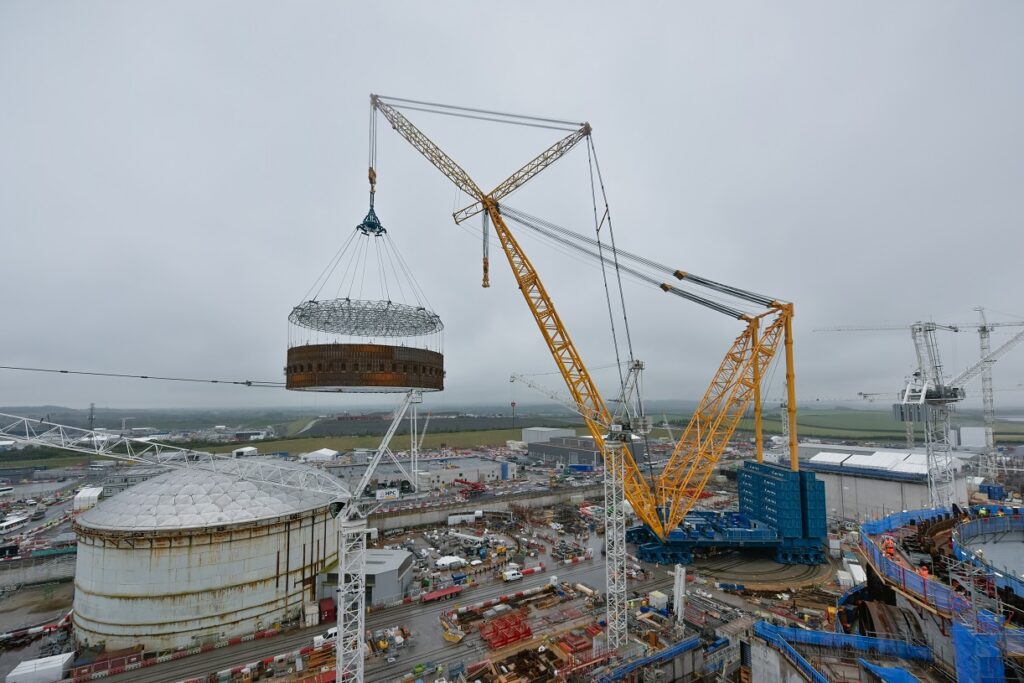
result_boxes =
[657,308,789,531]
[372,95,483,201]
[486,201,663,536]
[950,326,1024,388]
[453,124,591,224]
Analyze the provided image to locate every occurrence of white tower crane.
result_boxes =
[818,319,1024,506]
[967,308,1024,479]
[512,360,650,648]
[1,389,421,683]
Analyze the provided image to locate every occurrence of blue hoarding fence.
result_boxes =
[596,635,701,682]
[952,621,1006,683]
[858,659,922,683]
[860,507,948,535]
[860,528,971,615]
[762,624,932,661]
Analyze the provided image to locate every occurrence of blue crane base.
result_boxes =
[629,462,828,566]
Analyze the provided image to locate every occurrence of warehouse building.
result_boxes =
[326,455,516,492]
[365,549,414,605]
[521,427,576,444]
[73,460,338,651]
[528,434,646,467]
[802,450,969,522]
[100,465,166,497]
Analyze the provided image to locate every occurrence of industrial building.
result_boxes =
[527,434,646,467]
[802,450,969,521]
[520,427,576,444]
[326,455,516,492]
[73,460,338,651]
[364,549,414,605]
[99,465,166,497]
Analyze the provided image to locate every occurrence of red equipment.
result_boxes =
[420,585,464,603]
[454,479,487,498]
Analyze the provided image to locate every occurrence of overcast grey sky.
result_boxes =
[2,2,1023,414]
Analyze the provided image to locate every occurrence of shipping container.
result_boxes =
[7,652,73,683]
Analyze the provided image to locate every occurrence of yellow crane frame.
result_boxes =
[370,95,798,540]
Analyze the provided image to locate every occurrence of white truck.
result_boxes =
[501,569,524,582]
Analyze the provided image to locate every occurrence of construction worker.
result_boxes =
[917,565,929,579]
[979,507,989,518]
[996,508,1006,518]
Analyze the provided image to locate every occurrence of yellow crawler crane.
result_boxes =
[369,95,799,542]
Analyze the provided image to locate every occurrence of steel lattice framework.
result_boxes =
[289,299,443,338]
[0,414,350,499]
[1,390,423,683]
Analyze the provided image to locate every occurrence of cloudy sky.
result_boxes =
[2,2,1023,414]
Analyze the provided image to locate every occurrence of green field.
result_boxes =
[4,406,1023,470]
[206,428,564,455]
[0,454,92,469]
[674,408,1024,443]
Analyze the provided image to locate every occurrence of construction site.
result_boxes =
[1,86,1023,683]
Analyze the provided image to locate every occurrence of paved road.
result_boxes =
[108,558,627,683]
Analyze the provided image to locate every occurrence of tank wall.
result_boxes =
[286,343,444,391]
[73,508,337,651]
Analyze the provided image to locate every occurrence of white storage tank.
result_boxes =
[73,460,339,651]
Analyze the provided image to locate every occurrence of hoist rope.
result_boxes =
[502,206,751,319]
[588,134,627,397]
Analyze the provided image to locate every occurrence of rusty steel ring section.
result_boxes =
[288,299,443,337]
[286,343,444,392]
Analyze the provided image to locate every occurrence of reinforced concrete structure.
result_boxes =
[73,460,339,651]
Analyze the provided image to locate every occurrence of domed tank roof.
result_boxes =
[78,460,340,532]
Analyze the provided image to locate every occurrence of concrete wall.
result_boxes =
[368,485,603,532]
[0,553,75,585]
[894,593,957,668]
[816,471,967,521]
[750,639,808,683]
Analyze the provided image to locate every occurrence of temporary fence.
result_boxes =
[860,529,970,615]
[858,658,922,683]
[860,507,947,535]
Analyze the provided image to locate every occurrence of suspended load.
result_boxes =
[286,171,444,392]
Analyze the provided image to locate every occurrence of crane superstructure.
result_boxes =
[370,95,800,645]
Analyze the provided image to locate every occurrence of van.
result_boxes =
[501,569,524,582]
[313,626,338,648]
